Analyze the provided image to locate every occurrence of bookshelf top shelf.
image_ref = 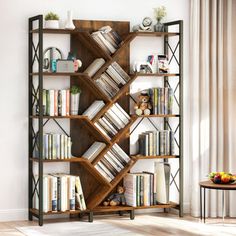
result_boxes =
[30,72,84,76]
[130,32,179,37]
[131,73,180,77]
[30,28,179,37]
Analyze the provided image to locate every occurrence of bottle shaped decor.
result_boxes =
[153,6,167,32]
[65,10,75,30]
[70,85,81,115]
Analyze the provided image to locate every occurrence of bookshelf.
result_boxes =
[29,15,183,226]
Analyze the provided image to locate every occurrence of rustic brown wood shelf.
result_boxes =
[30,157,85,162]
[29,16,183,226]
[30,72,84,76]
[130,32,180,37]
[134,114,180,118]
[30,115,88,119]
[131,73,180,77]
[30,208,83,215]
[132,155,179,159]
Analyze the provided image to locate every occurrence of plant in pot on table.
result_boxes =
[45,12,60,29]
[153,6,167,32]
[70,85,81,115]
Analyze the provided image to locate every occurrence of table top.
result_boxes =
[199,180,236,190]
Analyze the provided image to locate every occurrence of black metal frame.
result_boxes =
[129,20,183,216]
[29,15,44,226]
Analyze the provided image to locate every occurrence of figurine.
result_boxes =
[132,17,153,32]
[134,90,152,116]
[103,186,126,206]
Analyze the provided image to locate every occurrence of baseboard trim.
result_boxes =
[0,209,28,222]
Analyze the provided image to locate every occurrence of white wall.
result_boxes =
[0,0,190,221]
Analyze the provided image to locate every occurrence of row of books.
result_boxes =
[91,26,122,55]
[40,89,70,116]
[139,130,175,156]
[41,133,72,159]
[94,103,130,140]
[95,62,130,98]
[82,100,105,120]
[124,162,170,207]
[149,87,174,115]
[95,144,131,182]
[33,174,86,213]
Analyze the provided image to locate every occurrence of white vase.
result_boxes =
[45,20,59,29]
[70,93,80,115]
[65,10,75,29]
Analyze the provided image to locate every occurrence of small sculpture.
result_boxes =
[103,186,126,206]
[134,90,152,116]
[132,17,153,32]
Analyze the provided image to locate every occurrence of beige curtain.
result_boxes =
[190,0,236,217]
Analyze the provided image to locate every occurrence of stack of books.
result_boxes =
[149,87,174,115]
[95,62,130,98]
[82,100,105,120]
[124,172,156,207]
[33,174,86,213]
[138,130,175,156]
[34,133,72,159]
[94,144,131,182]
[40,89,71,116]
[82,142,106,162]
[94,103,130,140]
[91,26,122,55]
[124,162,171,206]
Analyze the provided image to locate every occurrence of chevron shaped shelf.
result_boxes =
[29,17,183,225]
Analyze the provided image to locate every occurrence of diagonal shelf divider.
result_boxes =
[92,116,137,166]
[80,116,112,145]
[92,74,138,123]
[86,158,137,209]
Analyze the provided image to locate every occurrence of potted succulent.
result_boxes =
[45,12,60,29]
[153,6,167,32]
[70,85,81,115]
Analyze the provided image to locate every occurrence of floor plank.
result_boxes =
[0,213,235,236]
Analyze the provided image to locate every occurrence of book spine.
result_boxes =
[48,134,52,159]
[64,136,68,159]
[66,90,70,116]
[43,89,47,115]
[69,176,76,210]
[61,90,67,116]
[49,90,55,116]
[51,176,57,212]
[58,90,62,116]
[54,90,58,116]
[61,134,65,159]
[168,88,174,114]
[164,87,168,115]
[46,90,50,116]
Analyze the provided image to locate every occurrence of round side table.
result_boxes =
[199,180,236,223]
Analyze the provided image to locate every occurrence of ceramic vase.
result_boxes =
[70,93,80,115]
[154,19,164,32]
[65,10,75,29]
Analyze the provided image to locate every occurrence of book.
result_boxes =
[155,162,170,204]
[111,62,130,82]
[84,58,105,77]
[49,90,55,116]
[61,90,67,116]
[157,55,169,73]
[75,176,86,210]
[112,143,130,163]
[91,31,117,54]
[124,173,137,207]
[94,122,111,140]
[91,33,111,55]
[68,175,76,210]
[82,100,105,120]
[82,142,106,162]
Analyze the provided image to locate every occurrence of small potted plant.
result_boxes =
[45,12,60,29]
[70,85,81,115]
[153,6,167,32]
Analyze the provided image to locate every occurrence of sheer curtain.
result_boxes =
[190,0,236,217]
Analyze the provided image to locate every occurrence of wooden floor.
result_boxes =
[0,213,236,236]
